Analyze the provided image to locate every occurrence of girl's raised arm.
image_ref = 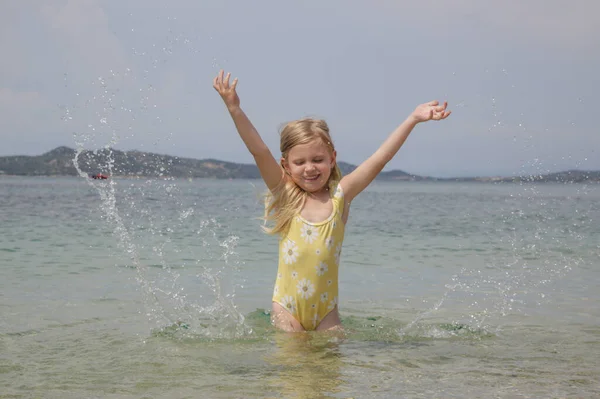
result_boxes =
[340,101,451,203]
[213,70,284,191]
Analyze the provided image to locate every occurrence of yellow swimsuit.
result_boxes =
[272,184,345,330]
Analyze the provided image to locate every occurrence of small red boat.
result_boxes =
[90,173,109,180]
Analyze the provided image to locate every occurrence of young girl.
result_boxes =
[213,70,451,332]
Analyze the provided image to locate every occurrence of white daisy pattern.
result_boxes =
[273,285,279,296]
[334,244,342,265]
[320,292,328,303]
[328,296,338,311]
[282,240,298,264]
[327,279,332,286]
[315,262,328,276]
[297,278,315,299]
[300,223,318,244]
[334,185,343,199]
[325,237,334,249]
[291,271,298,279]
[281,295,297,314]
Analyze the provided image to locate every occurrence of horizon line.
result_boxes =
[1,145,599,180]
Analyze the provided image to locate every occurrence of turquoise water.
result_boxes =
[1,176,599,398]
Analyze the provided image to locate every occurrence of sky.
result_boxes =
[1,0,599,177]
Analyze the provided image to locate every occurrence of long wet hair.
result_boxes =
[263,118,342,236]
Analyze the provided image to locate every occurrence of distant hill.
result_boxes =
[0,146,598,183]
[0,146,422,180]
[0,146,260,179]
[455,170,600,183]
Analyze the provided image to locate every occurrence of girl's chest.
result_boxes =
[299,197,334,224]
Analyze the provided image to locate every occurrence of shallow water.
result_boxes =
[1,177,599,398]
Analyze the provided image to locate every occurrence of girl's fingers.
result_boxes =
[231,78,238,90]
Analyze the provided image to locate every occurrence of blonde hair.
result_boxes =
[263,118,342,236]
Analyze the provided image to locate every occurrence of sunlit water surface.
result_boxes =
[1,177,599,398]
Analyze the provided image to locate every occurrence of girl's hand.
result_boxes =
[213,69,240,110]
[411,101,451,123]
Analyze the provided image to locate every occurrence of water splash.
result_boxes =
[64,70,252,339]
[398,182,587,338]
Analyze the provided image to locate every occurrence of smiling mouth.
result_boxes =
[304,175,320,181]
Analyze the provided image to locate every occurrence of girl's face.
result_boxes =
[283,139,336,193]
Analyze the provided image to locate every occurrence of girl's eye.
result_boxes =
[314,159,323,163]
[294,161,304,166]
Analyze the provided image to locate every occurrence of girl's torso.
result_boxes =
[272,183,346,330]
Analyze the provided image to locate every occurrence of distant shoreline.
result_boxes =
[1,146,599,183]
[1,175,599,185]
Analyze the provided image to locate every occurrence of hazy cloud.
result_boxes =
[0,0,597,176]
[377,0,600,50]
[40,0,132,77]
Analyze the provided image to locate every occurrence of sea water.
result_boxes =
[1,176,599,398]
